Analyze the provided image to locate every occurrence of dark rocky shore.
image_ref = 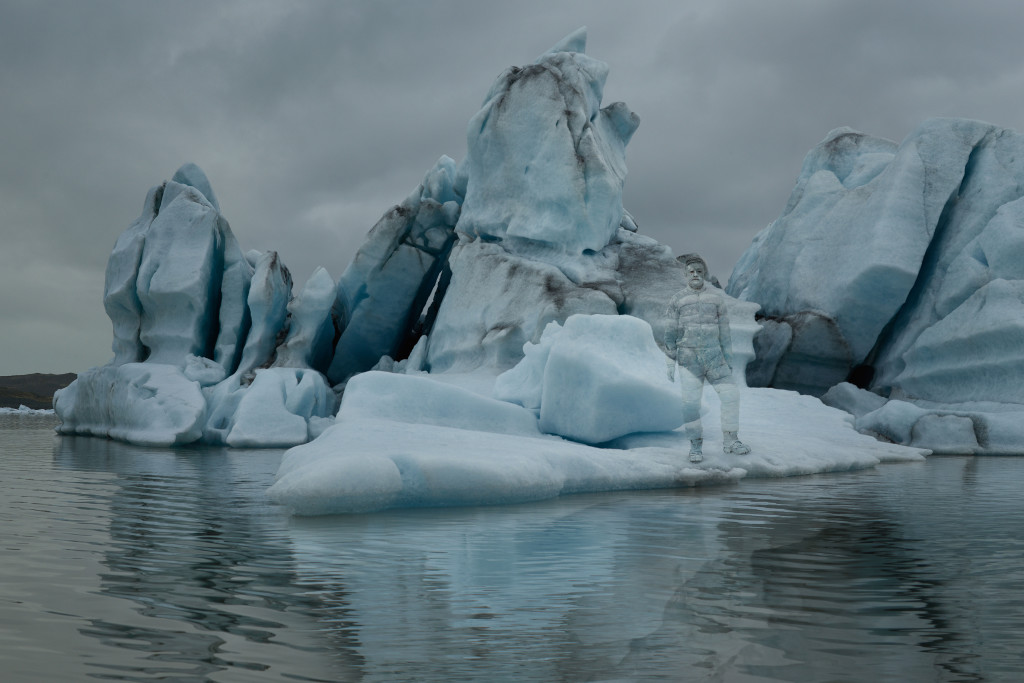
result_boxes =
[0,373,77,410]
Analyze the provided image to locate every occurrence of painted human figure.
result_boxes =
[663,255,750,462]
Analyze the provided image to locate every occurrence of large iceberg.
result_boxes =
[267,369,923,515]
[729,118,1024,454]
[56,164,336,447]
[58,29,931,515]
[425,28,640,374]
[265,31,924,514]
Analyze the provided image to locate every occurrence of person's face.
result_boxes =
[686,263,705,290]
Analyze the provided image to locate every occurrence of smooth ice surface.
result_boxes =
[820,382,887,419]
[342,371,539,436]
[181,354,227,387]
[728,119,1004,394]
[54,363,206,446]
[103,184,161,365]
[268,371,925,515]
[895,278,1024,403]
[235,251,292,379]
[495,315,682,444]
[212,230,254,374]
[170,162,220,212]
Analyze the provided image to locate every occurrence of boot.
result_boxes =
[723,431,750,455]
[689,438,703,463]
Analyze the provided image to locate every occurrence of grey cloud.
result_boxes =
[5,0,1024,373]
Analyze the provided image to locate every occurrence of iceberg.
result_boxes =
[425,241,620,373]
[327,156,460,383]
[0,405,56,416]
[272,266,338,372]
[730,118,1024,454]
[103,184,159,365]
[54,363,206,446]
[267,370,923,515]
[233,250,292,380]
[456,26,638,257]
[495,314,683,444]
[58,29,931,517]
[222,368,336,448]
[264,29,925,515]
[56,164,332,447]
[425,28,645,375]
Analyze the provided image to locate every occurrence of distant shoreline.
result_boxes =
[0,373,76,410]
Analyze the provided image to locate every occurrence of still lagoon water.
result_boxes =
[2,412,1023,682]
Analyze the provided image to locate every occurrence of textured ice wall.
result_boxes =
[456,27,638,257]
[327,156,460,383]
[56,164,335,447]
[731,118,1024,454]
[426,28,647,373]
[730,118,1024,400]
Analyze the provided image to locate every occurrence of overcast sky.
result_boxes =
[4,0,1024,375]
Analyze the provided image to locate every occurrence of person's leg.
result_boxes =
[709,371,750,455]
[678,366,704,462]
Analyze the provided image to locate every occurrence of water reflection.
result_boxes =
[286,494,722,681]
[0,425,1019,681]
[279,462,1024,682]
[627,462,1023,683]
[52,436,343,681]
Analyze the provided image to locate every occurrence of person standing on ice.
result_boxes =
[663,254,750,463]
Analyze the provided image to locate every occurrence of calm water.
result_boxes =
[2,414,1023,682]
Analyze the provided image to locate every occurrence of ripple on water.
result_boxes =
[2,423,1024,681]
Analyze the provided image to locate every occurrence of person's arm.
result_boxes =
[717,297,733,369]
[664,296,679,380]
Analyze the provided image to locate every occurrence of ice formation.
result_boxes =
[327,155,460,383]
[730,118,1024,454]
[272,266,337,371]
[267,370,924,515]
[495,315,683,444]
[55,165,335,446]
[54,363,207,446]
[456,27,638,256]
[57,28,934,514]
[0,406,56,416]
[426,27,641,374]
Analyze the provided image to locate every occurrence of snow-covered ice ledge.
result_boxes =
[267,371,925,516]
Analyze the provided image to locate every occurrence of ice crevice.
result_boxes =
[860,138,980,395]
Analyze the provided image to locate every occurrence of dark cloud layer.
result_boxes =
[4,0,1024,374]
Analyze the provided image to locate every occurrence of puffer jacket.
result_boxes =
[663,286,733,370]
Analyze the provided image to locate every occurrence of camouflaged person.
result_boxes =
[663,254,750,463]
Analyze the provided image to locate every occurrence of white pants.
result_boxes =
[677,363,739,441]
